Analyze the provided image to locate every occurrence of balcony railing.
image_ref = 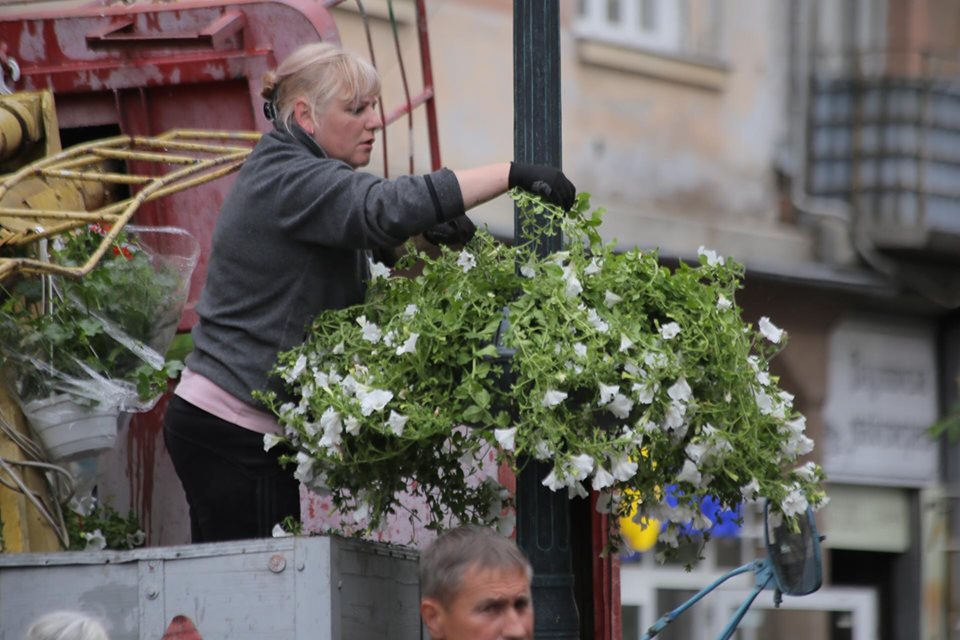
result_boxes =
[807,54,960,259]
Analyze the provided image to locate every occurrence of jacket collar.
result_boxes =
[276,122,329,159]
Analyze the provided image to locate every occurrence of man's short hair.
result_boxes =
[420,525,532,606]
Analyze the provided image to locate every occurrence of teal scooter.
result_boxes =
[641,503,824,640]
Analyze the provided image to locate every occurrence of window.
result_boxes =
[576,0,724,61]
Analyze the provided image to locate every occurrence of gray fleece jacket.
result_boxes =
[186,124,465,407]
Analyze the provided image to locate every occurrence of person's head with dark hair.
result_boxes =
[419,525,533,640]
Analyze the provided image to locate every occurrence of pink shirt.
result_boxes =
[175,367,280,435]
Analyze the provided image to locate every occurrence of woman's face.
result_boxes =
[309,93,382,168]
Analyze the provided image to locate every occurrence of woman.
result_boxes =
[163,42,575,543]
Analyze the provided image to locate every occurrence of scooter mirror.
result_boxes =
[764,502,823,597]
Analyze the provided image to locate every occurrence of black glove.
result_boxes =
[423,215,477,246]
[508,162,576,211]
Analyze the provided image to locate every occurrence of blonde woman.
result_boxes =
[163,42,575,543]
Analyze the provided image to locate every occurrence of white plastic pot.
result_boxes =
[22,394,120,461]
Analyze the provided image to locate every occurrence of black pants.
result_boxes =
[163,395,300,543]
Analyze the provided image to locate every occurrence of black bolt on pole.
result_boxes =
[513,2,580,638]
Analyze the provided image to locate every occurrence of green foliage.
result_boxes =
[65,501,146,551]
[259,192,827,551]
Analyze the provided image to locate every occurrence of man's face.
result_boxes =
[420,564,534,640]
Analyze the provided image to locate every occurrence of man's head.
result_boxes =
[419,525,534,640]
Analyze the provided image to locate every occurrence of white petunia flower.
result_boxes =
[82,529,107,551]
[619,334,634,352]
[610,453,639,481]
[658,525,680,548]
[343,415,360,436]
[573,342,588,359]
[587,308,610,333]
[541,389,568,408]
[698,245,725,267]
[357,388,393,416]
[783,416,807,435]
[357,316,382,343]
[598,383,620,405]
[563,266,582,298]
[396,333,419,356]
[263,433,284,452]
[604,290,623,307]
[534,440,552,460]
[756,370,770,386]
[693,511,714,532]
[595,492,614,514]
[667,377,692,402]
[677,459,702,486]
[584,258,603,275]
[782,433,814,458]
[272,523,293,538]
[542,468,565,492]
[781,484,809,517]
[569,454,595,481]
[794,461,819,481]
[520,263,536,278]
[457,250,477,272]
[294,451,315,483]
[716,294,732,311]
[353,501,371,524]
[332,341,344,354]
[607,393,634,419]
[591,465,615,491]
[755,390,774,415]
[644,351,669,369]
[285,353,307,383]
[664,401,686,430]
[497,509,517,537]
[402,303,419,320]
[741,477,760,501]
[319,407,343,448]
[495,427,517,452]
[386,410,408,436]
[568,482,589,499]
[759,316,784,343]
[368,259,391,281]
[383,330,397,347]
[660,322,681,340]
[685,442,710,465]
[632,380,659,404]
[779,390,795,407]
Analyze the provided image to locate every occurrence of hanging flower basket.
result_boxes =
[21,393,121,461]
[259,192,828,552]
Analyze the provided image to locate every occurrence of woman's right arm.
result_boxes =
[454,162,576,212]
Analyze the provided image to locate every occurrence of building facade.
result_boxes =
[330,1,960,638]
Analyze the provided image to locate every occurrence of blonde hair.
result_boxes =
[261,42,381,131]
[24,611,110,640]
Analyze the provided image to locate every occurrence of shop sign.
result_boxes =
[823,315,938,487]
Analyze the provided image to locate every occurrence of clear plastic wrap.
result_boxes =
[0,224,199,428]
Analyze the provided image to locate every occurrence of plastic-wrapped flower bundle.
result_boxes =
[0,224,198,460]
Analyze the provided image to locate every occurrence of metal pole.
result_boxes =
[513,2,580,638]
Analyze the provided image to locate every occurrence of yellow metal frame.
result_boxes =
[0,129,260,281]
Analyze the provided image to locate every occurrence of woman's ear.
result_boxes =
[293,99,315,134]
